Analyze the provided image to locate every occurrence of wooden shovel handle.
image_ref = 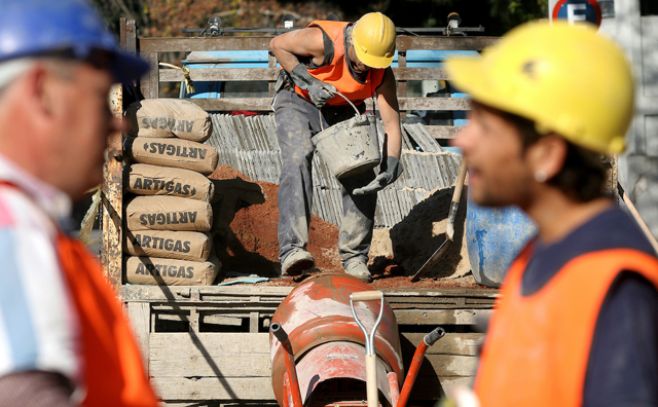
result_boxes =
[350,290,384,302]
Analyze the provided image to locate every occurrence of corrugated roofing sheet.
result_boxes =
[208,114,460,227]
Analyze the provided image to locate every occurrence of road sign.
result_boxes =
[549,0,602,27]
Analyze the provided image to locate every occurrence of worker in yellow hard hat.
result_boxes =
[446,20,658,406]
[269,12,403,282]
[0,0,158,405]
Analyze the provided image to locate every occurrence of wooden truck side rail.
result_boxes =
[103,19,498,405]
[104,19,496,286]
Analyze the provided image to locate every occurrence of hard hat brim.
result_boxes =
[110,50,150,84]
[354,45,394,69]
[445,56,505,113]
[446,56,627,154]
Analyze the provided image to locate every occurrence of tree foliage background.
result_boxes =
[92,0,548,37]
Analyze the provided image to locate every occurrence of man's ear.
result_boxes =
[23,64,55,120]
[526,134,567,181]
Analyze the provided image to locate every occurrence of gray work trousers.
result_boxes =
[273,89,377,267]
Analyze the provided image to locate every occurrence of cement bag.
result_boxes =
[126,196,213,232]
[126,256,220,286]
[126,230,212,262]
[126,99,212,142]
[127,137,218,174]
[127,163,214,201]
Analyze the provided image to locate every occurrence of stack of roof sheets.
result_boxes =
[207,114,461,227]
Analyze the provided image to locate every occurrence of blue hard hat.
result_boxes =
[0,0,149,83]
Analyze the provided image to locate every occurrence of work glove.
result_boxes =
[353,156,403,195]
[290,64,336,108]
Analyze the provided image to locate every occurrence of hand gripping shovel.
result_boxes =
[411,159,467,282]
[350,290,385,407]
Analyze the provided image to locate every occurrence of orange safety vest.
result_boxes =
[475,245,658,407]
[0,182,158,406]
[294,20,386,106]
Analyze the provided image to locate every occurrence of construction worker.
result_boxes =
[269,12,402,282]
[0,0,157,405]
[446,21,658,406]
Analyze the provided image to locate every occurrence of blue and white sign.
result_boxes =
[549,0,602,27]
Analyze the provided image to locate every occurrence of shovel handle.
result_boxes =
[446,160,468,240]
[350,290,384,302]
[366,353,379,407]
[618,182,658,254]
[451,160,468,204]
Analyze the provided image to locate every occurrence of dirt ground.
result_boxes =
[209,165,481,289]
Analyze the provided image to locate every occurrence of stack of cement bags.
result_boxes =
[124,99,220,286]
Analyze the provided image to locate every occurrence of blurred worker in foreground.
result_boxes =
[0,0,157,405]
[447,21,658,406]
[269,12,403,282]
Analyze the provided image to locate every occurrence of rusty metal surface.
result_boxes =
[270,274,403,406]
[295,342,393,406]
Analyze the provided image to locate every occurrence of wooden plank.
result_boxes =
[121,18,137,54]
[382,289,497,298]
[249,311,259,333]
[138,35,496,54]
[390,297,466,305]
[101,84,123,290]
[121,285,292,301]
[398,50,407,98]
[396,36,498,51]
[148,333,477,401]
[127,302,150,368]
[140,37,273,53]
[152,309,271,323]
[395,67,449,80]
[202,314,244,326]
[149,332,479,377]
[159,66,450,82]
[159,67,280,82]
[185,96,469,112]
[401,332,482,356]
[146,305,491,323]
[187,98,272,111]
[121,285,496,302]
[142,52,160,99]
[154,376,472,402]
[387,303,491,310]
[268,53,277,96]
[399,97,469,110]
[153,377,274,400]
[422,354,477,377]
[394,309,491,325]
[149,333,270,377]
[189,308,199,332]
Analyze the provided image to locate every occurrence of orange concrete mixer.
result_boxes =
[269,274,444,407]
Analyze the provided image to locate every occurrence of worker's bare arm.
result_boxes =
[377,68,402,159]
[269,28,326,73]
[0,371,75,406]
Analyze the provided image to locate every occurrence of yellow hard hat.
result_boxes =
[445,20,634,154]
[352,12,396,69]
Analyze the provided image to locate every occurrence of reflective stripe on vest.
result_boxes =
[0,181,158,406]
[294,20,386,106]
[475,246,658,407]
